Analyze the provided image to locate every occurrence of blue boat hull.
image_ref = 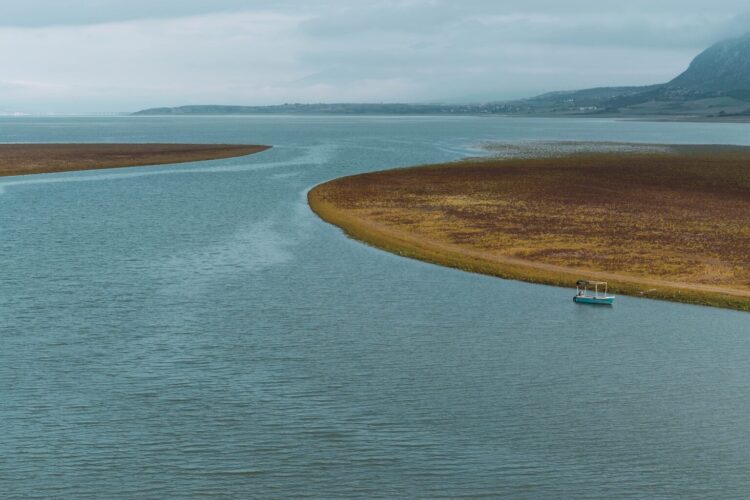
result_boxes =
[574,295,615,305]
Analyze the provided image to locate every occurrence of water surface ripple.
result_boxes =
[1,116,749,498]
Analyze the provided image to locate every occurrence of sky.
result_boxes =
[1,0,749,113]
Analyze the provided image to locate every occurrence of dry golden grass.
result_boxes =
[0,143,270,177]
[309,146,750,311]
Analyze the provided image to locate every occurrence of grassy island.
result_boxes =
[0,143,270,177]
[309,145,750,311]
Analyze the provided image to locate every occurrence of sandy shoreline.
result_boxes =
[309,143,750,311]
[0,143,270,177]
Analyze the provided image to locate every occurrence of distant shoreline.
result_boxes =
[130,108,750,123]
[309,144,750,311]
[0,143,270,177]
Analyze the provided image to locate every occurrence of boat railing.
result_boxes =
[576,280,610,298]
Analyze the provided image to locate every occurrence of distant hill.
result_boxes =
[131,103,493,116]
[669,33,750,92]
[134,33,750,120]
[507,33,750,118]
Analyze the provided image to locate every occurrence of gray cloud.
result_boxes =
[0,1,749,112]
[0,1,278,27]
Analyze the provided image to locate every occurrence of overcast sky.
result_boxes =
[1,0,749,113]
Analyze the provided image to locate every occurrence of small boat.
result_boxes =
[573,280,615,305]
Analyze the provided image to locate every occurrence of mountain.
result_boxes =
[134,34,750,119]
[512,33,750,117]
[669,32,750,92]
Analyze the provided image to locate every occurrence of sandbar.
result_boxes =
[309,144,750,311]
[0,143,270,177]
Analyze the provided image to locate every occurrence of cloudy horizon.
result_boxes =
[2,0,749,113]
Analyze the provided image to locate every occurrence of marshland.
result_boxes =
[310,144,750,310]
[0,143,269,177]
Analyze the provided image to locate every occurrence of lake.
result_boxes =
[1,115,749,498]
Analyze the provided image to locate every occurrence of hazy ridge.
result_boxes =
[134,33,750,119]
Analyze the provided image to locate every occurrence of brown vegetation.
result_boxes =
[0,143,270,177]
[309,146,750,311]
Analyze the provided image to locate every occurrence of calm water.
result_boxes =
[1,116,749,498]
